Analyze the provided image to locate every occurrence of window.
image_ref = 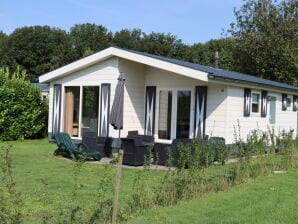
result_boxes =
[251,93,260,113]
[158,90,172,140]
[286,97,292,108]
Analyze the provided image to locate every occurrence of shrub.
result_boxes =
[0,67,48,140]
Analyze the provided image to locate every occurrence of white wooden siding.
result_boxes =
[274,93,297,135]
[225,86,297,144]
[48,57,120,138]
[205,85,227,139]
[118,58,145,137]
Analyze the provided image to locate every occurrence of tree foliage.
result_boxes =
[229,0,298,85]
[70,23,113,58]
[3,26,74,81]
[0,67,48,140]
[190,38,234,70]
[112,28,143,50]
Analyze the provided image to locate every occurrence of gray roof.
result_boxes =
[125,48,298,92]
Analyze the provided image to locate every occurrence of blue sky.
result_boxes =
[0,0,243,44]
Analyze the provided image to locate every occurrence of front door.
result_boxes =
[269,96,276,125]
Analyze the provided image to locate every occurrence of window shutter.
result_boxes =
[194,86,207,138]
[282,94,287,111]
[52,84,62,138]
[261,90,268,117]
[145,86,156,136]
[99,84,110,137]
[243,88,251,117]
[293,95,298,112]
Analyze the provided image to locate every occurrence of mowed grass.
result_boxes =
[125,169,298,224]
[0,139,165,222]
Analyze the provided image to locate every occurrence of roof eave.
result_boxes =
[39,47,209,83]
[208,74,298,93]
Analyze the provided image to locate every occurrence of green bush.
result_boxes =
[0,67,48,140]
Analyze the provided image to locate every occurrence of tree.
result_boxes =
[0,67,48,140]
[0,31,16,70]
[139,32,190,60]
[190,38,234,70]
[69,23,113,58]
[112,28,143,50]
[229,0,298,85]
[8,26,74,81]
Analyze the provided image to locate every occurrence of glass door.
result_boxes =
[158,90,172,139]
[176,90,191,138]
[157,89,192,140]
[81,86,99,135]
[269,96,276,124]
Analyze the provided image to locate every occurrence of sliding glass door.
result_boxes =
[157,89,192,140]
[64,85,103,138]
[176,91,191,138]
[158,90,172,139]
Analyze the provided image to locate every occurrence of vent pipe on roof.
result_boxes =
[214,51,219,68]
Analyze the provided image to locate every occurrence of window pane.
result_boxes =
[64,87,80,137]
[286,98,291,107]
[252,93,259,103]
[176,91,191,139]
[158,90,172,140]
[252,103,259,113]
[252,93,259,113]
[81,86,99,135]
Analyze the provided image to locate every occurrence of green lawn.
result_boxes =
[125,169,298,224]
[0,139,165,222]
[1,139,297,223]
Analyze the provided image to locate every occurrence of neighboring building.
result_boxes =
[39,47,298,144]
[32,83,50,100]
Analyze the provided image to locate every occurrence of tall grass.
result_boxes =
[0,127,297,223]
[0,143,23,223]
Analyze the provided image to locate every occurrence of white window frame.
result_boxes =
[155,87,194,142]
[251,91,261,114]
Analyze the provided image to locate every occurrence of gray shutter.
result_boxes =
[293,95,298,112]
[99,84,110,137]
[282,94,287,111]
[52,84,62,138]
[261,90,268,117]
[244,88,251,117]
[194,86,207,138]
[145,86,156,136]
